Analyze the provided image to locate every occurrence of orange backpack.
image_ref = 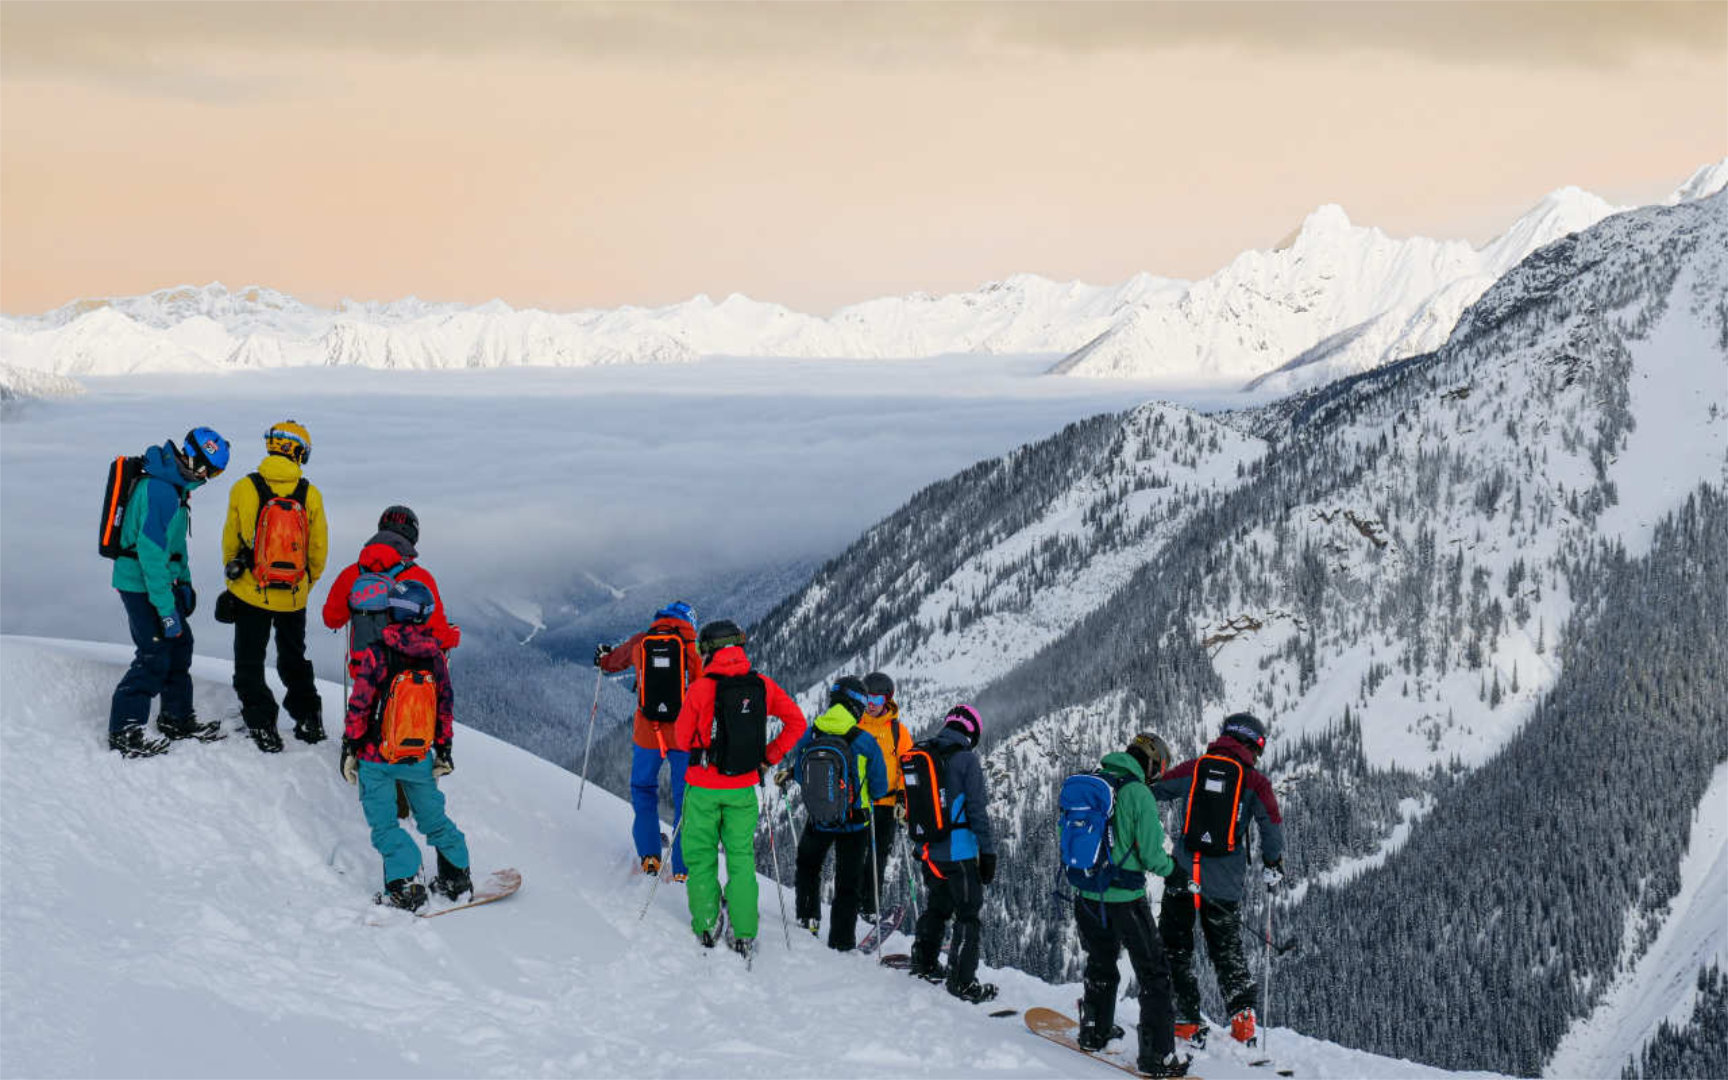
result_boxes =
[378,664,439,763]
[247,474,310,589]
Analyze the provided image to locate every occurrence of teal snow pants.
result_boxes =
[357,755,469,886]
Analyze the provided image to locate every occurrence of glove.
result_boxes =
[773,768,793,790]
[593,643,613,668]
[433,745,454,778]
[174,582,196,616]
[977,852,997,886]
[340,741,359,785]
[159,611,184,639]
[1262,859,1285,890]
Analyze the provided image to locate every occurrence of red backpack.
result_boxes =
[247,474,310,589]
[376,658,439,763]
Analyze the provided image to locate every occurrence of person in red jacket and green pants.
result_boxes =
[672,619,806,959]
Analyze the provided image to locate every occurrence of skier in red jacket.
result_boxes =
[322,506,460,673]
[672,619,806,958]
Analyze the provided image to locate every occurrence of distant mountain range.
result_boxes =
[3,160,1721,390]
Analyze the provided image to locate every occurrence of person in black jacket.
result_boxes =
[905,704,998,1003]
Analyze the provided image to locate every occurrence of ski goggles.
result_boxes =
[864,693,887,709]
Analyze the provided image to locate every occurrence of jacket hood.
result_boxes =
[704,645,750,676]
[1100,751,1147,783]
[360,535,417,569]
[932,726,971,752]
[814,703,860,737]
[143,443,194,490]
[1206,736,1259,769]
[649,617,697,642]
[381,622,444,658]
[256,454,303,485]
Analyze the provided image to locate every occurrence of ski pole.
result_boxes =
[576,667,604,810]
[898,827,920,924]
[1261,889,1274,1054]
[864,805,883,950]
[763,783,793,951]
[638,812,687,921]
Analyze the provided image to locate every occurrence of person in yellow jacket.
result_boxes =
[220,420,329,753]
[857,670,913,919]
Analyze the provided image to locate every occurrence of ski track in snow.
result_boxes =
[1,636,1505,1079]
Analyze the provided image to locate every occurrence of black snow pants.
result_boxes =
[793,822,870,951]
[232,601,321,732]
[1076,895,1176,1069]
[1160,876,1255,1022]
[912,856,984,992]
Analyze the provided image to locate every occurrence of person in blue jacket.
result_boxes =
[107,428,230,757]
[782,675,889,951]
[905,703,998,1003]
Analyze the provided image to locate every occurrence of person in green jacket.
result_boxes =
[1069,732,1191,1079]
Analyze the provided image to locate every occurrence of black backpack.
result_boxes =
[901,738,961,844]
[700,671,768,777]
[1182,754,1248,858]
[798,727,866,829]
[98,455,147,559]
[637,632,688,723]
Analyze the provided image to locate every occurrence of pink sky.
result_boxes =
[2,2,1724,316]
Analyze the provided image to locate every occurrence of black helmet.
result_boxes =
[863,671,895,702]
[1127,731,1172,779]
[378,505,420,547]
[829,675,870,718]
[1221,712,1267,756]
[698,619,746,656]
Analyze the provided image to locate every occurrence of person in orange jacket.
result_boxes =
[673,619,806,958]
[856,670,913,919]
[596,601,704,878]
[321,506,461,675]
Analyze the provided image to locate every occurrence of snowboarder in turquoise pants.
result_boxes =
[340,578,471,912]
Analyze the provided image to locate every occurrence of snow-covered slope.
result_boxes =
[5,161,1720,386]
[0,636,1497,1080]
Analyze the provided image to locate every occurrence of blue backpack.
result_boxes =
[347,561,409,654]
[1059,770,1133,892]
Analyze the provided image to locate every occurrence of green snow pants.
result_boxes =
[682,785,761,941]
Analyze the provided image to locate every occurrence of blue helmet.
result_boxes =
[181,426,230,479]
[387,579,437,624]
[654,600,696,628]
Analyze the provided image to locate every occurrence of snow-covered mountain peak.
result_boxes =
[1668,156,1728,203]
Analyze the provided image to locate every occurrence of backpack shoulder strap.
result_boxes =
[248,472,271,503]
[290,478,308,505]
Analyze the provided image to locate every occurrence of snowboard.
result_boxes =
[1024,1007,1201,1078]
[417,868,522,918]
[856,904,905,954]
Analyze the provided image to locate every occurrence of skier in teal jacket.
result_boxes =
[108,429,230,756]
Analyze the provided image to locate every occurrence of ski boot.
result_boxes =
[1077,999,1124,1051]
[907,955,948,984]
[291,714,326,744]
[798,917,820,937]
[641,855,662,876]
[1230,1007,1257,1044]
[382,877,428,912]
[109,724,170,759]
[947,979,998,1004]
[246,724,284,754]
[671,872,688,884]
[432,851,472,902]
[727,933,756,962]
[157,713,223,742]
[1138,1051,1194,1078]
[1173,1021,1206,1048]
